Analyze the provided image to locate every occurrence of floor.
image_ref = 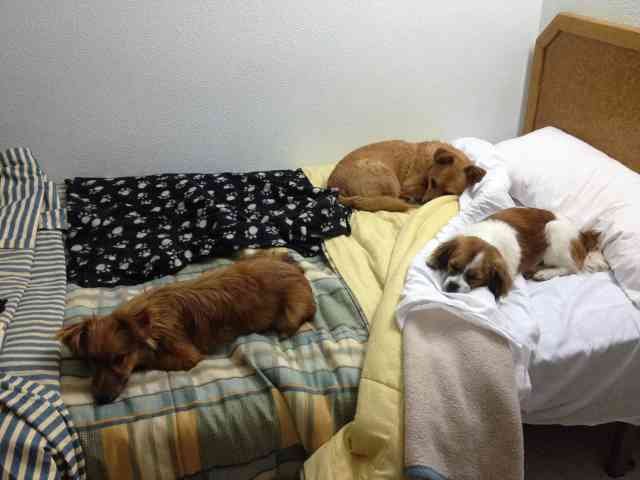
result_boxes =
[524,424,640,479]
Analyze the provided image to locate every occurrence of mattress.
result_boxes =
[522,271,640,426]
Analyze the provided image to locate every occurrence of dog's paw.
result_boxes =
[532,270,550,281]
[532,268,564,282]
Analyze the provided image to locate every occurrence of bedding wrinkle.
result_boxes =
[523,272,640,425]
[303,163,459,479]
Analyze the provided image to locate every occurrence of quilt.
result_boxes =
[301,163,459,479]
[59,249,368,479]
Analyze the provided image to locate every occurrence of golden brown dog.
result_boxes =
[57,252,316,404]
[327,140,486,212]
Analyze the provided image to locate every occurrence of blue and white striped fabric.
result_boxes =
[0,148,46,250]
[0,148,85,479]
[0,375,85,479]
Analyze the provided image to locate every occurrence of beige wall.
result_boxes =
[541,0,640,29]
[1,1,543,179]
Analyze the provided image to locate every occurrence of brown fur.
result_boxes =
[580,229,601,252]
[56,252,316,403]
[429,237,513,299]
[488,207,557,275]
[570,229,601,268]
[327,140,486,212]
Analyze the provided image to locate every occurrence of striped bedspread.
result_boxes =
[0,148,85,479]
[59,247,368,476]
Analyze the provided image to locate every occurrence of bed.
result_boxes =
[519,13,640,476]
[303,12,640,480]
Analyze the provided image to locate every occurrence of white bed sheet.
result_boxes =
[522,271,640,426]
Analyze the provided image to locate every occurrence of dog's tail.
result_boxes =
[578,229,609,273]
[338,195,412,212]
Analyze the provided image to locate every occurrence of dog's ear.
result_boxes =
[464,165,486,186]
[56,321,89,357]
[579,229,601,251]
[427,239,457,270]
[488,260,512,300]
[434,148,455,166]
[125,309,152,343]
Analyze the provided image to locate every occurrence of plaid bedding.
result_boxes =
[60,248,368,479]
[0,148,85,479]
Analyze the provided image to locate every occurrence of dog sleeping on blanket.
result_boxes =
[327,140,487,212]
[57,252,316,404]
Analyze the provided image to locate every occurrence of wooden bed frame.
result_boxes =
[523,12,640,478]
[523,12,640,170]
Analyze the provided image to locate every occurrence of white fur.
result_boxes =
[541,219,580,274]
[584,250,608,272]
[463,219,521,278]
[532,267,573,281]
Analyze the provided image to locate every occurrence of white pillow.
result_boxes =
[495,127,640,308]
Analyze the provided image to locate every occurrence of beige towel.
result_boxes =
[404,308,524,480]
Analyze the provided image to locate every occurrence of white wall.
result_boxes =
[1,1,543,179]
[541,0,640,29]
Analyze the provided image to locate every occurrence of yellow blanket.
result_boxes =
[302,165,459,479]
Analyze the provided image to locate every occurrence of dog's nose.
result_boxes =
[445,281,460,293]
[94,392,117,405]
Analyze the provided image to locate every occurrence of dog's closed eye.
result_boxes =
[113,354,127,364]
[448,262,462,273]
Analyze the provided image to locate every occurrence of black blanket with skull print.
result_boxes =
[65,169,351,287]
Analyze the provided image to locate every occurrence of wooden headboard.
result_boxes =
[523,13,640,173]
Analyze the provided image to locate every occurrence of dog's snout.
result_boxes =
[444,281,460,293]
[94,391,118,405]
[92,369,127,404]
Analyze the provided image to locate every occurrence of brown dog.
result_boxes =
[57,252,316,404]
[327,140,486,212]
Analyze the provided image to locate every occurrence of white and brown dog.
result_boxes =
[427,207,608,299]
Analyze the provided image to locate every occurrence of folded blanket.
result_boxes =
[396,138,530,479]
[403,311,523,480]
[65,169,351,287]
